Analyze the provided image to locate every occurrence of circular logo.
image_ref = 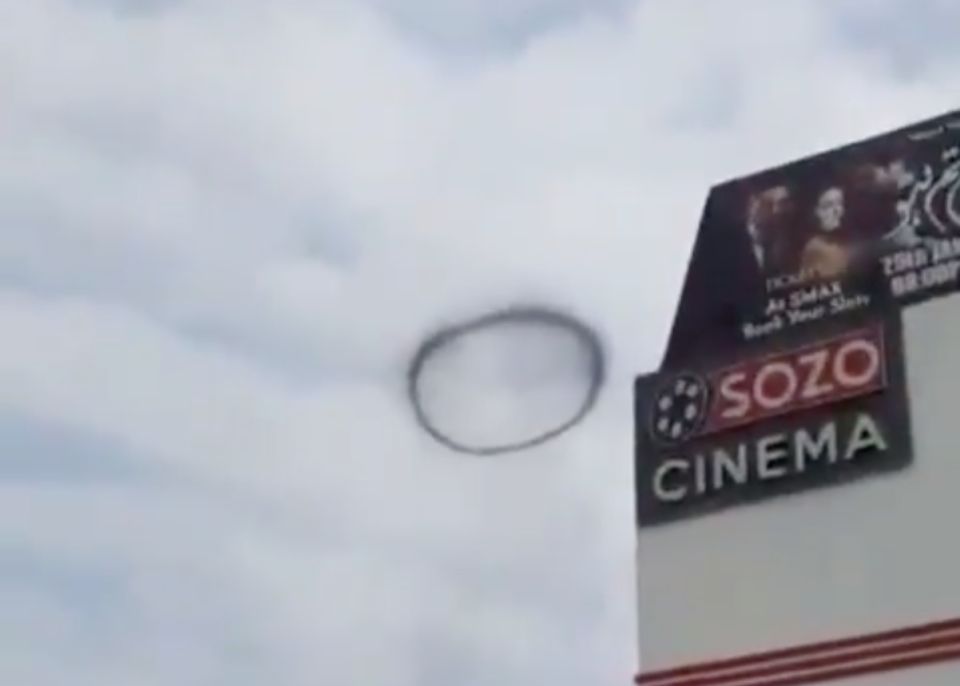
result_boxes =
[648,374,709,446]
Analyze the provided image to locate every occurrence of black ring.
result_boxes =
[405,305,607,456]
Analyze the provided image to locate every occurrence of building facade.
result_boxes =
[635,110,960,685]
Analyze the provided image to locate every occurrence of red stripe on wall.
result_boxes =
[637,617,960,686]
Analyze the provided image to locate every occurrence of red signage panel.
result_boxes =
[703,326,887,436]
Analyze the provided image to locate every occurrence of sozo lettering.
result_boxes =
[714,335,882,428]
[707,330,885,434]
[646,326,888,447]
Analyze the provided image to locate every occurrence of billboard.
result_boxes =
[635,110,960,685]
[635,294,960,682]
[661,110,960,367]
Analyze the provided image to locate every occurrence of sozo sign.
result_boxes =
[647,326,887,446]
[713,333,884,431]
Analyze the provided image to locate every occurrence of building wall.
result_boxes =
[637,292,960,675]
[638,619,960,686]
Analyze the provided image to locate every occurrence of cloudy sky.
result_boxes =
[0,0,958,684]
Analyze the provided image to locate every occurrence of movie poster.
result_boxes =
[725,115,960,341]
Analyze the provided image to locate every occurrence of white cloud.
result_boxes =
[0,0,955,684]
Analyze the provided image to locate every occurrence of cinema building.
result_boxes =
[634,111,960,685]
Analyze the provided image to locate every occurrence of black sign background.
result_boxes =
[662,109,960,369]
[635,310,913,528]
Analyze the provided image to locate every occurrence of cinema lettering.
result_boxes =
[651,412,887,504]
[636,320,912,527]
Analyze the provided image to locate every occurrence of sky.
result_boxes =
[0,0,958,684]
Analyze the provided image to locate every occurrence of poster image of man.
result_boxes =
[743,185,795,275]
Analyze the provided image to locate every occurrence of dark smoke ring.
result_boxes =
[406,305,607,456]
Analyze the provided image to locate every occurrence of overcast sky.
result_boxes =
[0,0,957,684]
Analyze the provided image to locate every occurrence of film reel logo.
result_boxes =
[648,374,710,447]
